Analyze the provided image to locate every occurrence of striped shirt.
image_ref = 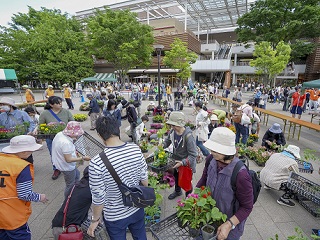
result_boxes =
[16,166,40,202]
[89,143,148,221]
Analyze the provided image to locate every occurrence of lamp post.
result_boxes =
[153,44,164,107]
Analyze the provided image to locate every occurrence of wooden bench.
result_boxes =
[310,112,320,124]
[287,118,320,140]
[255,108,296,134]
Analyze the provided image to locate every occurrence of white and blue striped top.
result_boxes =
[89,142,148,221]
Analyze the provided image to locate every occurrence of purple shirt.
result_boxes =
[196,155,253,222]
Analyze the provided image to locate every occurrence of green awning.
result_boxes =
[81,77,100,82]
[302,79,320,88]
[0,69,17,80]
[94,73,117,82]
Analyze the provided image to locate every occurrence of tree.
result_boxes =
[236,0,320,61]
[0,7,94,86]
[250,41,291,86]
[162,38,198,83]
[85,8,154,84]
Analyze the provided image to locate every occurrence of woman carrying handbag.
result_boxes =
[163,112,198,200]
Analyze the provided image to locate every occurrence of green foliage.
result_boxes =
[153,115,164,123]
[0,123,30,139]
[269,227,320,240]
[86,7,154,82]
[0,7,94,85]
[152,146,169,167]
[177,186,227,229]
[250,41,291,86]
[163,38,198,80]
[236,0,320,60]
[303,149,318,162]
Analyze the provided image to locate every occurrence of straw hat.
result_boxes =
[0,97,17,107]
[2,135,42,153]
[204,127,236,155]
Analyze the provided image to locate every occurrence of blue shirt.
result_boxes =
[0,109,35,133]
[255,91,262,99]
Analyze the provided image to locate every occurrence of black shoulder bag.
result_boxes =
[99,152,156,208]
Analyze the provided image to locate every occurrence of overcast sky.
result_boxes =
[0,0,122,26]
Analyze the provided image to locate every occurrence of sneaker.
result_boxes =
[264,184,271,190]
[52,169,61,180]
[168,191,182,200]
[277,197,295,207]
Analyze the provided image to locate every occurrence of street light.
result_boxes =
[153,44,164,107]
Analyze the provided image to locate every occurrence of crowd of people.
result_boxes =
[0,80,316,240]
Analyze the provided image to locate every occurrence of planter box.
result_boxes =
[297,195,320,218]
[35,134,56,140]
[146,154,175,173]
[0,139,11,144]
[287,172,320,204]
[296,159,314,174]
[150,213,203,240]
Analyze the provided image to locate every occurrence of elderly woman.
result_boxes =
[197,127,253,240]
[260,145,300,207]
[194,101,210,157]
[37,96,74,180]
[261,123,286,150]
[164,112,198,200]
[52,121,90,198]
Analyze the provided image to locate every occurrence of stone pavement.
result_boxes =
[2,91,319,240]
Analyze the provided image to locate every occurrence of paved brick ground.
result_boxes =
[2,90,319,239]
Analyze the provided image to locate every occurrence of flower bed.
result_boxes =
[36,122,66,139]
[147,147,174,173]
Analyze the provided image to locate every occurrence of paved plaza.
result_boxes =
[2,90,320,240]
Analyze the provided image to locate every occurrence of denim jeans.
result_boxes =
[104,208,147,240]
[46,139,56,170]
[196,136,209,157]
[174,101,181,111]
[235,123,249,145]
[0,223,31,240]
[61,168,80,198]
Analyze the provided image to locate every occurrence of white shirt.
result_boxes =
[252,112,260,123]
[52,132,77,171]
[136,122,145,142]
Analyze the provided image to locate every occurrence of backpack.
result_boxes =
[232,105,248,124]
[231,161,261,205]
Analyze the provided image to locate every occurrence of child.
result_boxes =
[24,106,40,126]
[136,115,149,143]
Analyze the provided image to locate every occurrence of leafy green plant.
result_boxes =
[153,115,164,123]
[177,186,227,229]
[97,100,104,107]
[269,227,320,240]
[79,102,90,111]
[303,149,318,162]
[139,140,151,152]
[34,103,46,107]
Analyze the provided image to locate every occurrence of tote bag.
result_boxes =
[178,160,193,192]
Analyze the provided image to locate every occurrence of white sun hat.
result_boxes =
[204,127,236,155]
[2,135,42,153]
[284,145,301,159]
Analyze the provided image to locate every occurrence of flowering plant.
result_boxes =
[39,122,66,134]
[0,123,30,139]
[177,186,227,229]
[139,140,151,152]
[152,146,169,167]
[73,113,88,122]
